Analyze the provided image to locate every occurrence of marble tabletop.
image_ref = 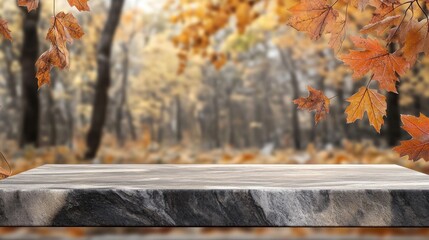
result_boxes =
[1,164,429,226]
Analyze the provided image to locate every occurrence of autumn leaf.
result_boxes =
[0,19,12,41]
[67,0,90,12]
[394,114,429,161]
[294,86,330,124]
[360,15,401,36]
[0,152,11,180]
[326,14,346,52]
[35,51,53,88]
[36,12,84,88]
[346,0,370,11]
[18,0,39,12]
[341,37,409,93]
[401,19,429,65]
[345,87,386,133]
[288,0,339,40]
[47,12,84,46]
[236,2,252,34]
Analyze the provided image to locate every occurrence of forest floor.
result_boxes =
[0,135,428,239]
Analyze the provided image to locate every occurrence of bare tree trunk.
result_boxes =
[85,0,125,159]
[279,48,301,149]
[212,77,220,148]
[175,95,182,143]
[335,81,348,143]
[125,106,137,141]
[227,95,236,147]
[115,44,129,146]
[20,5,40,147]
[386,81,401,146]
[1,40,19,139]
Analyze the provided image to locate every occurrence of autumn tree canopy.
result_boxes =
[1,0,429,162]
[166,0,429,162]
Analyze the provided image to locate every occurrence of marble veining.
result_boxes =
[0,164,429,226]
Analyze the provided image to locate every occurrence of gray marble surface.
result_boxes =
[1,164,429,226]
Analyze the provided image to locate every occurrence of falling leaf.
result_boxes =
[288,0,339,40]
[294,86,330,124]
[0,19,12,41]
[67,0,90,12]
[18,0,39,12]
[345,87,386,133]
[341,36,409,93]
[394,114,429,161]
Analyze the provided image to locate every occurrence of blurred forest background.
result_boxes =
[1,0,429,238]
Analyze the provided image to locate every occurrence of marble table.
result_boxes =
[1,164,429,226]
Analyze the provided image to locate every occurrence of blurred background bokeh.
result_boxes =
[1,0,429,239]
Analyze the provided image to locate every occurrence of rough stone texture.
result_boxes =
[0,164,429,226]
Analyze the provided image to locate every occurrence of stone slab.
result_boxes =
[1,164,429,226]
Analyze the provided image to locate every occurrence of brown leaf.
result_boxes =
[18,0,39,12]
[47,12,84,46]
[345,87,386,133]
[288,0,339,40]
[340,37,409,93]
[0,19,12,41]
[361,15,401,36]
[294,86,330,124]
[394,114,429,161]
[0,152,11,180]
[401,19,429,65]
[35,51,53,88]
[67,0,90,11]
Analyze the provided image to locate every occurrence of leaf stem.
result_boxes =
[53,0,56,16]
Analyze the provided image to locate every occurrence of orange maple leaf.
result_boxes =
[401,19,429,65]
[293,86,330,124]
[18,0,39,12]
[0,19,12,41]
[394,114,429,162]
[341,36,409,93]
[345,87,386,133]
[288,0,339,40]
[67,0,91,12]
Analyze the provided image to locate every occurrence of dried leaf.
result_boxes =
[67,0,90,11]
[0,19,12,41]
[0,152,11,179]
[345,87,386,133]
[394,114,429,161]
[18,0,39,12]
[341,37,409,93]
[288,0,339,40]
[294,86,330,124]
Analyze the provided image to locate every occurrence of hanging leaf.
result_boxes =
[288,0,339,40]
[345,87,386,133]
[394,114,429,162]
[67,0,90,12]
[341,37,409,93]
[18,0,40,12]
